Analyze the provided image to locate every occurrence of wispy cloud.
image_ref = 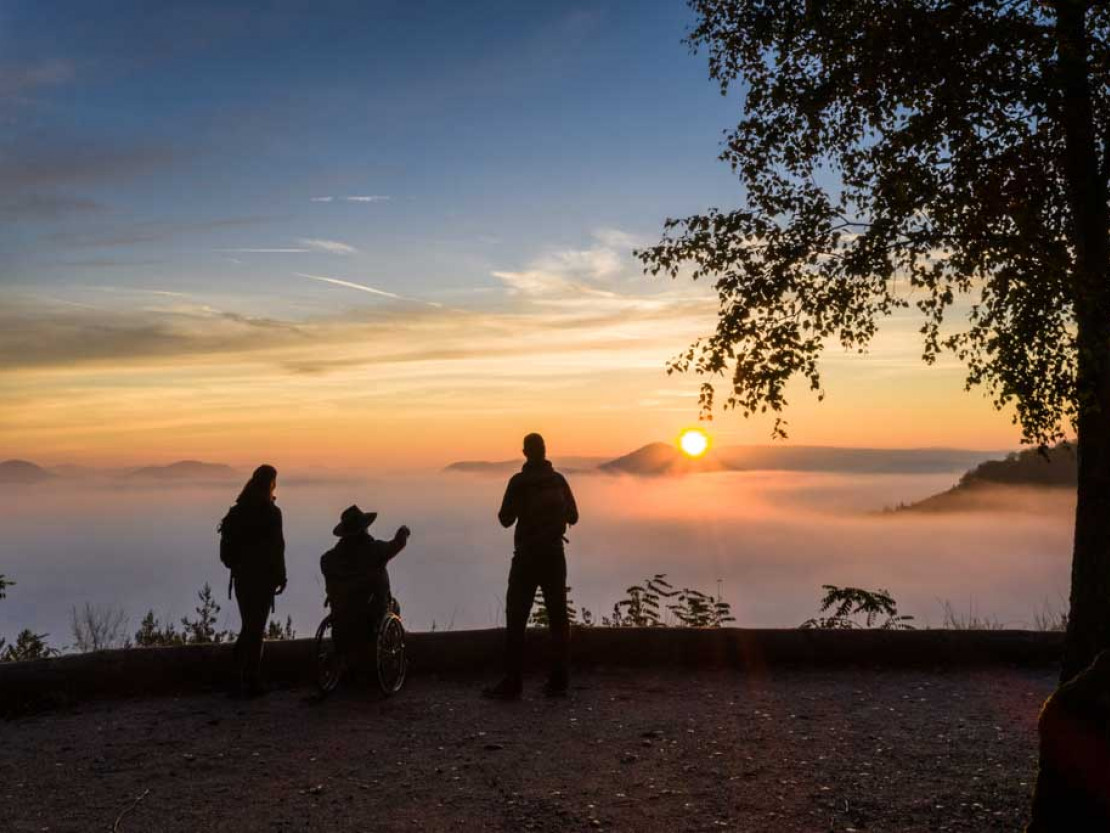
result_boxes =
[310,195,391,203]
[297,273,443,307]
[218,247,310,253]
[298,238,359,255]
[491,228,640,298]
[217,238,359,256]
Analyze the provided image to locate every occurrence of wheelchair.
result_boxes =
[314,595,407,697]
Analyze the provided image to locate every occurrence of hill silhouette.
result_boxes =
[444,457,607,475]
[446,444,998,477]
[127,461,238,482]
[599,442,727,476]
[0,459,54,484]
[896,445,1076,512]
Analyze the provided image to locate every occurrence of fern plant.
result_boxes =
[800,585,915,630]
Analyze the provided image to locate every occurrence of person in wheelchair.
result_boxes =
[320,504,410,668]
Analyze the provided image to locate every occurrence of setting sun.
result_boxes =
[678,428,710,458]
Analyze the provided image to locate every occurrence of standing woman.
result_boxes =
[220,464,287,697]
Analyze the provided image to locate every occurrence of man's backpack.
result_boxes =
[218,505,246,570]
[524,473,570,542]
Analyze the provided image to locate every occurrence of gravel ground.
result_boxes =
[1,667,1054,832]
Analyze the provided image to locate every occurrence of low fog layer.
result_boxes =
[0,471,1073,645]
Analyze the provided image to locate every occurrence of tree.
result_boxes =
[0,629,57,662]
[70,603,131,652]
[134,610,185,647]
[180,583,231,645]
[265,616,297,641]
[639,1,1110,683]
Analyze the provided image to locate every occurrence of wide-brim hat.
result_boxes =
[333,504,377,536]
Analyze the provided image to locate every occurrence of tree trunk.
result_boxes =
[1031,3,1110,827]
[1054,0,1110,684]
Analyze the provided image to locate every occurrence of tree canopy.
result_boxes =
[638,0,1110,445]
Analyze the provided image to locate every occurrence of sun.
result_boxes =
[678,427,710,458]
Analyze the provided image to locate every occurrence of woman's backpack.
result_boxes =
[218,505,245,570]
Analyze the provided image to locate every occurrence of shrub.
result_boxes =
[180,583,232,644]
[800,585,915,630]
[529,586,591,627]
[668,584,735,628]
[265,616,296,640]
[134,610,185,647]
[0,629,58,662]
[70,603,131,652]
[604,574,675,627]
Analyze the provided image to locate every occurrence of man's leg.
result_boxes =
[487,555,537,698]
[538,551,569,694]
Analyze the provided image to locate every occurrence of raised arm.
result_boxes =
[382,526,410,564]
[498,476,518,528]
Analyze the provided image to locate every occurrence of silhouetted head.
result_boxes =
[238,464,277,504]
[333,504,377,537]
[523,433,546,463]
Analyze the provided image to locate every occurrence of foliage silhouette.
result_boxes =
[265,616,297,641]
[180,583,232,645]
[668,585,736,628]
[133,610,185,647]
[604,574,674,627]
[800,585,914,630]
[525,575,736,629]
[1,629,58,662]
[638,0,1110,690]
[529,586,588,627]
[939,600,1005,631]
[70,603,131,652]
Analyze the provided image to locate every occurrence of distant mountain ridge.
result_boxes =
[0,459,54,484]
[599,442,727,476]
[447,444,1002,478]
[444,457,608,475]
[896,445,1076,513]
[127,461,239,481]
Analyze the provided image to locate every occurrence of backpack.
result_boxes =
[218,504,246,570]
[523,473,570,543]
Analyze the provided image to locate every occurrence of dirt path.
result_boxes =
[1,667,1053,832]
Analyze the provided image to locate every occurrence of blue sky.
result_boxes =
[2,0,740,309]
[0,1,1020,466]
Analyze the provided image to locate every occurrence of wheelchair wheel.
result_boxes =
[375,612,407,696]
[314,614,344,695]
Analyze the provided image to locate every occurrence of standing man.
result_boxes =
[484,433,579,700]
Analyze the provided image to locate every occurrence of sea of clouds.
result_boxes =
[0,469,1073,647]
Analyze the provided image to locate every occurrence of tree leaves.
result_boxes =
[638,0,1109,445]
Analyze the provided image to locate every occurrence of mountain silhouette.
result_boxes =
[445,456,607,475]
[599,442,727,476]
[895,445,1076,512]
[127,461,238,482]
[446,445,998,477]
[0,459,54,484]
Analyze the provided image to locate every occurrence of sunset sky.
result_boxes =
[1,0,1020,469]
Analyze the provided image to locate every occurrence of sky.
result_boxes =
[0,0,1022,469]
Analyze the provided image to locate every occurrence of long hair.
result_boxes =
[237,464,277,505]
